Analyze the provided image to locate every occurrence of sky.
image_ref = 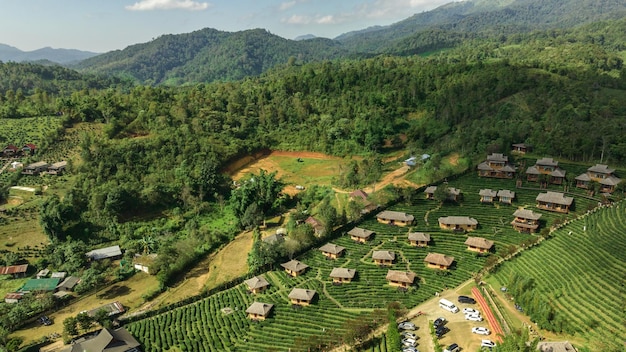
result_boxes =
[0,0,454,53]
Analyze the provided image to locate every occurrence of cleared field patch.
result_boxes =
[0,217,49,257]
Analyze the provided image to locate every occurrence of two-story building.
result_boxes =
[575,164,622,193]
[511,209,542,233]
[526,157,567,185]
[477,153,516,178]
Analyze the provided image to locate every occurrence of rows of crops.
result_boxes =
[492,202,626,349]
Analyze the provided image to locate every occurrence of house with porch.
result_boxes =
[372,250,395,266]
[319,243,345,259]
[288,288,317,306]
[536,192,574,213]
[408,232,430,247]
[424,186,462,201]
[511,143,532,154]
[424,253,455,270]
[526,158,567,185]
[281,259,309,277]
[376,210,414,226]
[477,153,516,178]
[424,186,437,200]
[497,189,516,204]
[246,302,274,320]
[438,216,478,232]
[22,161,50,175]
[329,268,356,284]
[245,275,270,294]
[575,164,622,193]
[464,237,494,253]
[511,209,542,233]
[479,189,498,203]
[348,227,374,243]
[386,270,416,288]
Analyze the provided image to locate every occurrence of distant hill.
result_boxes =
[0,44,99,64]
[293,34,318,41]
[74,28,351,85]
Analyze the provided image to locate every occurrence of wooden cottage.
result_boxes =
[246,302,274,320]
[476,153,516,178]
[575,164,622,193]
[497,190,516,204]
[329,268,356,284]
[21,161,49,175]
[319,243,345,260]
[348,227,374,243]
[479,189,498,203]
[408,232,430,247]
[424,186,461,201]
[526,158,567,185]
[376,210,414,226]
[464,237,494,253]
[438,216,478,232]
[424,186,437,200]
[372,250,395,266]
[288,288,317,306]
[424,253,455,270]
[47,161,67,175]
[511,209,542,233]
[245,275,270,294]
[511,143,532,154]
[386,270,416,288]
[536,192,574,213]
[2,145,20,157]
[305,216,324,235]
[281,260,309,277]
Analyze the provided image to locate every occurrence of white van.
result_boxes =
[439,298,459,313]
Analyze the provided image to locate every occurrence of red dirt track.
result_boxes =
[472,287,504,342]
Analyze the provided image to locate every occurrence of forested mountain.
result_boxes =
[74,28,351,85]
[0,43,99,64]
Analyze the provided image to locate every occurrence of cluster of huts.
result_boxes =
[18,160,68,176]
[2,144,37,157]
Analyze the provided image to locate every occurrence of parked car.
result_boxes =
[403,348,419,352]
[39,316,52,326]
[481,340,496,348]
[435,326,449,338]
[463,308,479,315]
[402,331,417,339]
[458,295,476,304]
[443,343,460,352]
[465,314,483,321]
[398,321,417,330]
[472,327,491,335]
[433,317,446,328]
[402,338,417,347]
[515,303,524,312]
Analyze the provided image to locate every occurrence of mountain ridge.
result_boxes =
[0,43,100,64]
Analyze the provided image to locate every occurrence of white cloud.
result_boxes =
[279,1,296,11]
[125,0,210,11]
[316,15,337,24]
[284,14,311,25]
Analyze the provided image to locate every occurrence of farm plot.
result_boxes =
[491,202,626,350]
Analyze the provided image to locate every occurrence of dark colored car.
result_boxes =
[435,326,449,338]
[39,316,52,326]
[433,317,446,328]
[458,295,476,304]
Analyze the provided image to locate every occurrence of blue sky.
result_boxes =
[0,0,453,53]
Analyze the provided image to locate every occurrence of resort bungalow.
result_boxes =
[536,192,574,213]
[386,270,416,288]
[497,190,516,204]
[329,268,356,284]
[438,216,478,232]
[424,186,437,200]
[425,186,462,202]
[511,143,532,154]
[245,276,270,294]
[0,264,28,278]
[477,153,516,178]
[424,253,455,270]
[372,250,396,266]
[479,189,498,203]
[21,161,49,175]
[348,227,374,243]
[246,302,274,321]
[319,243,346,260]
[47,161,67,175]
[526,158,567,185]
[281,259,309,277]
[288,288,317,306]
[464,237,494,253]
[376,210,414,226]
[575,164,622,193]
[408,232,430,247]
[511,209,542,233]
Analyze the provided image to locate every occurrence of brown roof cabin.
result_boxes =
[319,243,345,259]
[288,288,317,306]
[329,268,356,284]
[47,161,67,175]
[386,270,416,288]
[22,143,37,156]
[348,227,374,243]
[376,210,414,226]
[438,216,478,232]
[526,157,567,185]
[280,259,309,277]
[246,302,274,320]
[497,189,515,204]
[305,216,324,235]
[424,253,454,270]
[0,264,28,278]
[476,153,516,179]
[511,143,532,154]
[408,232,430,247]
[2,144,20,157]
[245,275,270,294]
[372,250,395,266]
[349,189,368,202]
[4,292,24,304]
[575,164,622,193]
[21,161,50,175]
[479,189,498,203]
[464,237,494,253]
[536,192,574,213]
[511,209,542,233]
[424,186,437,200]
